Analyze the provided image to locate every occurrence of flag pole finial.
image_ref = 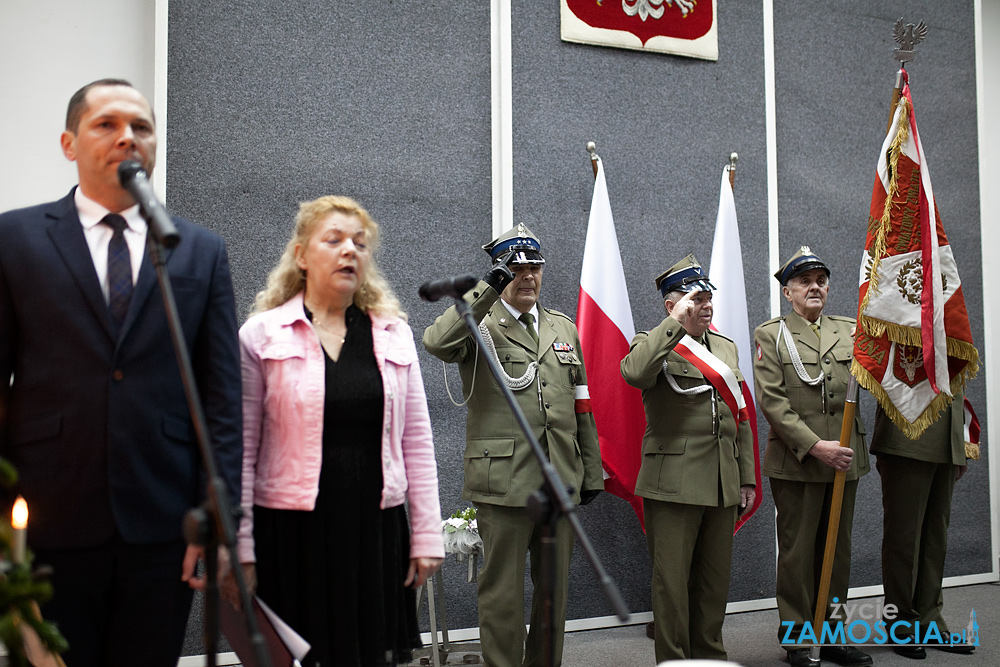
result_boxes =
[888,19,926,131]
[893,18,927,67]
[587,141,600,179]
[727,152,738,189]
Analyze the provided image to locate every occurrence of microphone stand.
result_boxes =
[145,234,271,667]
[449,297,630,667]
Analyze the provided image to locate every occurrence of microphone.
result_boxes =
[418,274,478,302]
[117,160,180,248]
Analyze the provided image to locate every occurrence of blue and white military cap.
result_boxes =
[655,254,716,298]
[774,246,829,285]
[482,223,545,265]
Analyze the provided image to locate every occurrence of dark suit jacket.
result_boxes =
[0,189,242,549]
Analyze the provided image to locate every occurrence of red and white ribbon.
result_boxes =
[674,334,749,425]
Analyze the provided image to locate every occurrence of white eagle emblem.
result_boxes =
[622,0,696,21]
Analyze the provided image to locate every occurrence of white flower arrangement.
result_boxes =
[442,507,483,556]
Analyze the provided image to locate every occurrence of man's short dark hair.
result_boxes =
[65,78,136,133]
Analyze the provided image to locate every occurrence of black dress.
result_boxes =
[254,305,420,667]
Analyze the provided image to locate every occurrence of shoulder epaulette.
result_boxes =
[543,307,575,323]
[707,329,735,344]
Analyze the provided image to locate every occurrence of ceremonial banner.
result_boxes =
[577,159,647,529]
[708,166,761,530]
[853,70,978,439]
[560,0,718,61]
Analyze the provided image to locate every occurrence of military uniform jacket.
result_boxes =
[620,315,755,508]
[423,281,603,507]
[753,311,869,483]
[871,387,966,466]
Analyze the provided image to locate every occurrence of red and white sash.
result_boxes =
[674,334,749,424]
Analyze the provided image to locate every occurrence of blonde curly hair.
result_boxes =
[251,195,404,319]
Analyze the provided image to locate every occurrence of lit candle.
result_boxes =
[11,496,28,565]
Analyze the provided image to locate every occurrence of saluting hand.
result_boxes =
[669,290,700,327]
[808,439,853,472]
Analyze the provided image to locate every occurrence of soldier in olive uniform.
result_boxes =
[423,224,603,667]
[873,389,976,659]
[753,248,872,667]
[621,255,756,663]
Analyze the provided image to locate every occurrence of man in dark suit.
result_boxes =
[0,79,242,666]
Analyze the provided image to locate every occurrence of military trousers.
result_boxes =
[474,501,574,667]
[770,477,858,647]
[876,452,957,635]
[644,498,736,663]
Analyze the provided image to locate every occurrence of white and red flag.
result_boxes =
[577,158,647,529]
[708,165,761,530]
[853,70,979,440]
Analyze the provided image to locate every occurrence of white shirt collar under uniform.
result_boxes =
[501,299,539,336]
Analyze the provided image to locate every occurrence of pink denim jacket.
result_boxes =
[236,292,444,562]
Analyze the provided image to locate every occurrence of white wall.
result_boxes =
[0,0,155,212]
[976,0,1000,564]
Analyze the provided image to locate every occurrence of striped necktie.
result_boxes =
[102,214,133,329]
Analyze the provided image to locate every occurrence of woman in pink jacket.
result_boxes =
[235,195,444,666]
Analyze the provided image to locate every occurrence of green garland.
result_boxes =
[0,459,68,665]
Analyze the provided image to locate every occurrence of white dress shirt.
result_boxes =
[74,187,147,303]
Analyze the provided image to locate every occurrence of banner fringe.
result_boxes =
[851,357,977,441]
[858,316,981,370]
[965,442,981,460]
[861,98,910,316]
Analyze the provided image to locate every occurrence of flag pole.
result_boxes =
[808,380,858,662]
[808,19,927,663]
[587,141,599,179]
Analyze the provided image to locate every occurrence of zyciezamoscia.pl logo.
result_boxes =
[779,599,980,648]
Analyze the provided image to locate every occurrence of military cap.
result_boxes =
[655,254,715,298]
[482,222,545,265]
[774,246,830,285]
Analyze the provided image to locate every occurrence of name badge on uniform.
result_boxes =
[553,342,574,352]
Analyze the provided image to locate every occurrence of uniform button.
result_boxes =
[473,291,480,298]
[505,354,511,360]
[545,403,551,409]
[827,374,832,380]
[683,368,689,374]
[658,445,663,451]
[545,423,552,430]
[112,370,124,381]
[667,330,673,336]
[830,411,836,417]
[542,380,547,387]
[829,392,835,398]
[483,449,489,456]
[824,358,831,364]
